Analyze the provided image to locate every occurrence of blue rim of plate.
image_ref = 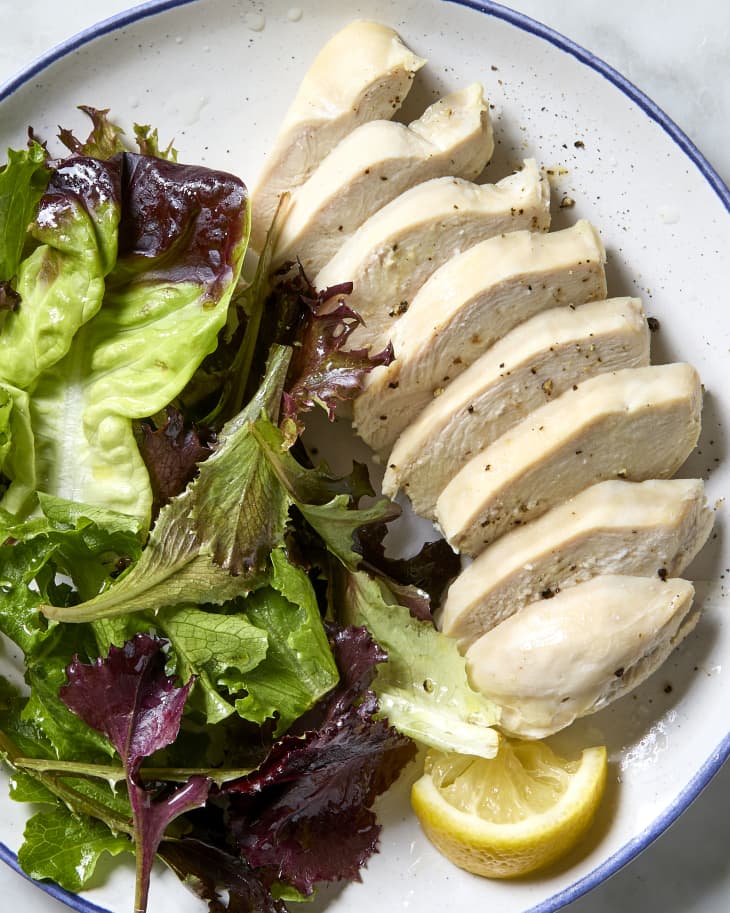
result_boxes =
[1,1,729,912]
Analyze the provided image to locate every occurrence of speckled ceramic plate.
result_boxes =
[1,1,729,912]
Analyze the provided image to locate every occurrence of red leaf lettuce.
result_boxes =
[60,634,211,913]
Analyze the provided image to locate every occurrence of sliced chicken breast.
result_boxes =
[314,160,550,350]
[466,574,697,738]
[441,478,712,647]
[436,363,702,556]
[272,84,493,274]
[353,220,607,454]
[383,297,649,517]
[250,21,426,251]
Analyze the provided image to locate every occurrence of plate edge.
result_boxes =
[1,2,729,912]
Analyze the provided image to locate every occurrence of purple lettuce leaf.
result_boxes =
[0,281,21,311]
[159,839,287,913]
[137,406,215,517]
[223,624,416,896]
[113,152,247,305]
[355,523,461,621]
[60,634,211,913]
[275,263,394,443]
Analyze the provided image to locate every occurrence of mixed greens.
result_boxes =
[0,109,499,913]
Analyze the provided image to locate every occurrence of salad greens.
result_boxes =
[0,108,499,913]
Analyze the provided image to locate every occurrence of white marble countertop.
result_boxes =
[0,2,728,912]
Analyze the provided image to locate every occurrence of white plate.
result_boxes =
[1,2,729,912]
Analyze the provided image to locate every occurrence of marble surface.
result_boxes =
[0,2,728,912]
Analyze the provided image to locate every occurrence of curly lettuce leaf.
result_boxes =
[30,152,249,523]
[275,264,394,444]
[340,570,500,759]
[58,106,126,159]
[0,141,51,282]
[58,106,178,162]
[132,124,178,162]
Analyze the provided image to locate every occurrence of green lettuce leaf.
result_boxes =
[341,570,500,759]
[0,495,142,656]
[0,381,35,515]
[22,626,119,761]
[58,106,126,159]
[0,141,51,282]
[40,347,291,622]
[1,155,121,391]
[7,769,58,805]
[157,605,269,725]
[31,155,248,523]
[234,550,339,735]
[19,806,131,893]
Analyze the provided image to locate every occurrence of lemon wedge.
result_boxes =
[411,738,607,878]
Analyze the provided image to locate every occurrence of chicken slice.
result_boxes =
[436,363,702,556]
[250,21,426,251]
[465,574,697,738]
[314,160,550,351]
[441,478,712,647]
[383,297,649,517]
[272,84,493,274]
[353,220,607,455]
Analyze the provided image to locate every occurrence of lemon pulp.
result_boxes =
[411,738,607,878]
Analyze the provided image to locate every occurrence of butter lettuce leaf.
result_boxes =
[40,346,291,622]
[0,381,35,515]
[28,153,248,524]
[1,155,121,391]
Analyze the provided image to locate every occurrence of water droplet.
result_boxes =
[287,7,303,21]
[0,580,13,594]
[245,11,266,31]
[658,205,680,225]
